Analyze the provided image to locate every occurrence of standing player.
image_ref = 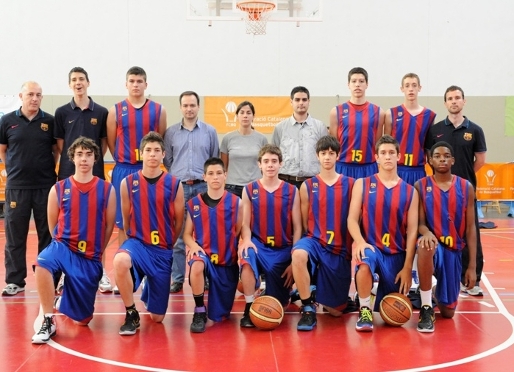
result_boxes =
[239,144,302,327]
[291,136,355,331]
[107,66,167,248]
[113,132,183,336]
[415,141,476,332]
[329,67,386,179]
[425,85,486,296]
[384,73,436,185]
[348,135,418,332]
[54,66,112,292]
[183,158,242,333]
[31,137,115,343]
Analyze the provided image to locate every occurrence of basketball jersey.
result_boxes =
[390,105,436,167]
[187,191,240,266]
[113,99,162,164]
[361,175,415,254]
[336,101,380,164]
[418,175,470,251]
[53,177,113,261]
[245,180,297,248]
[125,171,180,249]
[304,175,354,257]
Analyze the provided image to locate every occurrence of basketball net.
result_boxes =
[236,1,276,35]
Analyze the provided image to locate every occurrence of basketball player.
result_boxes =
[329,67,386,178]
[239,144,302,328]
[415,141,476,332]
[183,157,242,333]
[32,137,116,344]
[113,132,184,336]
[348,135,419,332]
[291,135,355,331]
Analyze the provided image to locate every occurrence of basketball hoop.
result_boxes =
[236,1,276,35]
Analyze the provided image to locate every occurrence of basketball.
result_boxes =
[249,295,284,330]
[379,292,413,326]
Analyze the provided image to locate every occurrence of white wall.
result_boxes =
[1,0,513,97]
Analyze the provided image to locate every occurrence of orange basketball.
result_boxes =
[379,292,413,326]
[249,295,284,330]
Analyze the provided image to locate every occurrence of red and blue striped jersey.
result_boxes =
[361,175,415,254]
[125,171,180,249]
[114,99,162,164]
[418,175,470,251]
[187,191,240,266]
[245,180,297,248]
[336,102,380,164]
[390,105,436,167]
[304,175,354,257]
[53,177,113,261]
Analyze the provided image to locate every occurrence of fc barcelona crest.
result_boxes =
[91,118,98,125]
[398,112,403,117]
[10,201,16,208]
[194,205,200,212]
[426,186,432,192]
[463,132,472,141]
[41,123,49,131]
[313,182,319,188]
[343,109,349,114]
[252,189,258,195]
[370,183,377,189]
[64,189,70,194]
[133,180,139,187]
[122,106,127,111]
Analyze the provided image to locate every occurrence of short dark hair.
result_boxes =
[139,131,164,153]
[444,85,465,101]
[375,134,400,154]
[126,66,147,81]
[348,67,368,83]
[258,144,282,163]
[236,101,255,115]
[430,141,454,157]
[203,157,225,173]
[180,91,200,105]
[316,135,340,155]
[68,67,89,83]
[290,86,310,99]
[67,136,100,162]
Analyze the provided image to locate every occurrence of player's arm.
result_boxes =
[463,184,477,289]
[101,138,108,157]
[347,178,375,262]
[414,181,438,250]
[158,107,167,137]
[383,108,392,135]
[102,186,116,252]
[55,139,64,157]
[375,108,387,144]
[106,106,117,157]
[184,212,205,260]
[172,183,185,245]
[473,152,486,173]
[238,188,257,259]
[299,182,309,232]
[0,144,7,164]
[220,152,229,175]
[47,185,58,237]
[120,177,130,232]
[328,107,338,138]
[52,143,59,165]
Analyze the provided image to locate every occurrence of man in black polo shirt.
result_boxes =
[425,85,487,296]
[0,81,58,296]
[54,67,112,293]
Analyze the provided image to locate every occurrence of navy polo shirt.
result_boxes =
[0,108,57,189]
[425,116,487,188]
[54,97,108,179]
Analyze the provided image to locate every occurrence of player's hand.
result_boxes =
[187,245,205,261]
[238,241,257,260]
[463,267,477,290]
[417,232,438,251]
[395,267,412,295]
[352,241,375,263]
[281,264,294,288]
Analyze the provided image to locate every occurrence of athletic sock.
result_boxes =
[360,296,371,309]
[193,293,205,308]
[420,289,433,307]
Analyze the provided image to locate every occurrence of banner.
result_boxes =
[0,95,20,119]
[204,96,291,134]
[476,163,514,200]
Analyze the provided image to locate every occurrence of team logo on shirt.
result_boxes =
[426,186,432,192]
[133,180,139,187]
[312,182,319,189]
[64,189,70,194]
[194,205,200,212]
[398,112,403,117]
[343,109,348,114]
[369,182,377,194]
[122,106,127,111]
[90,118,98,125]
[251,189,259,199]
[463,133,473,141]
[40,123,49,131]
[10,201,16,208]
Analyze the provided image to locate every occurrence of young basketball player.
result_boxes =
[113,132,184,336]
[32,137,116,344]
[183,157,242,333]
[238,144,302,327]
[348,135,419,332]
[415,141,477,332]
[291,135,355,331]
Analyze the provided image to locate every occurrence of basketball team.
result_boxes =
[0,66,486,343]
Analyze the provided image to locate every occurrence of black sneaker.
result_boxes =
[170,282,183,293]
[31,315,56,344]
[297,304,317,331]
[119,309,140,335]
[417,305,435,333]
[240,314,255,328]
[355,306,373,332]
[190,306,207,333]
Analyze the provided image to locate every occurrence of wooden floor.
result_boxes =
[2,212,514,372]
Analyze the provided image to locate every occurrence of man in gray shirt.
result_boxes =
[163,91,219,292]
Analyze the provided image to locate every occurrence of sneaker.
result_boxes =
[466,285,484,296]
[32,316,56,344]
[56,275,65,295]
[417,305,435,333]
[99,273,113,293]
[356,306,373,332]
[113,285,120,295]
[297,304,317,331]
[170,282,183,293]
[54,296,62,311]
[190,306,207,333]
[240,314,255,328]
[2,283,25,296]
[119,309,140,335]
[290,285,317,302]
[460,283,467,292]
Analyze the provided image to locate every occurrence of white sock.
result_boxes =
[360,296,371,309]
[244,295,255,303]
[420,289,432,307]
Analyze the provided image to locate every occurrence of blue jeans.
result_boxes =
[172,182,207,283]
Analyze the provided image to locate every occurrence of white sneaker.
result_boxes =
[460,283,467,292]
[32,316,56,344]
[466,285,484,296]
[99,273,113,293]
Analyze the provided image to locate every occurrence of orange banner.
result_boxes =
[476,163,514,200]
[204,96,291,134]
